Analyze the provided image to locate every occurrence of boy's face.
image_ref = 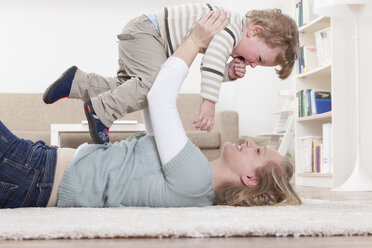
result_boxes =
[231,25,284,68]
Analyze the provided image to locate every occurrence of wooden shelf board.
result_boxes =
[297,64,331,78]
[297,173,333,178]
[297,111,332,122]
[299,16,331,33]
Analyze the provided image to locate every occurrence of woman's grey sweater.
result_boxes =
[57,133,214,207]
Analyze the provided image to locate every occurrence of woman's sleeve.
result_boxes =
[147,56,190,165]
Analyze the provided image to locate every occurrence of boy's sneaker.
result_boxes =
[43,66,78,104]
[84,100,110,144]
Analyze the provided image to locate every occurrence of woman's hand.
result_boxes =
[173,10,229,67]
[188,10,230,50]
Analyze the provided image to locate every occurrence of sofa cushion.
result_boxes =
[13,131,51,145]
[186,131,220,149]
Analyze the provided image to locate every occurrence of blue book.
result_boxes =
[315,91,331,114]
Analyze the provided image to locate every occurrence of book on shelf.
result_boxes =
[298,45,318,74]
[296,89,331,117]
[295,0,318,27]
[298,46,303,74]
[295,0,302,27]
[302,90,307,117]
[296,91,302,117]
[314,90,331,114]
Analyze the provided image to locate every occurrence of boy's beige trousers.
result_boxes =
[69,15,168,127]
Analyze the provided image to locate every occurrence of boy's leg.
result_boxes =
[69,70,119,102]
[68,15,167,144]
[43,67,122,144]
[44,66,121,104]
[90,15,168,128]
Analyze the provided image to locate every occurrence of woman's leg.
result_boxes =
[0,121,57,208]
[0,121,19,161]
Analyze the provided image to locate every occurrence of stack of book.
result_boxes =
[296,89,331,117]
[311,123,333,173]
[297,123,333,174]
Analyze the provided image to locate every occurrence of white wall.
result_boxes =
[0,0,294,137]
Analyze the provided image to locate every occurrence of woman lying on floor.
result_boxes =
[0,11,301,209]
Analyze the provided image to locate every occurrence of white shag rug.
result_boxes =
[1,199,372,240]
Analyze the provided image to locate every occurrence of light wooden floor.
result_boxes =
[1,186,371,248]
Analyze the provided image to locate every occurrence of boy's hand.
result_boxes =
[193,99,216,132]
[228,57,247,80]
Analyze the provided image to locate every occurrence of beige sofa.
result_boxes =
[0,93,238,161]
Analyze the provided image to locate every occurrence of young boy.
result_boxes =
[43,4,299,144]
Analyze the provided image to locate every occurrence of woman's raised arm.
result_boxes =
[147,11,229,164]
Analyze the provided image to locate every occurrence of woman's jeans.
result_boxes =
[0,121,57,208]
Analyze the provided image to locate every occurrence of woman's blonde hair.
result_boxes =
[245,9,299,79]
[214,156,302,206]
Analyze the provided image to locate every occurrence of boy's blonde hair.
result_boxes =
[245,9,299,79]
[214,156,302,206]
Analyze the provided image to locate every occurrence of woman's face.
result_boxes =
[220,139,283,183]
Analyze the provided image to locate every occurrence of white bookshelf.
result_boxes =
[294,1,334,188]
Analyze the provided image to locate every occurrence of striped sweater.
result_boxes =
[154,3,244,103]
